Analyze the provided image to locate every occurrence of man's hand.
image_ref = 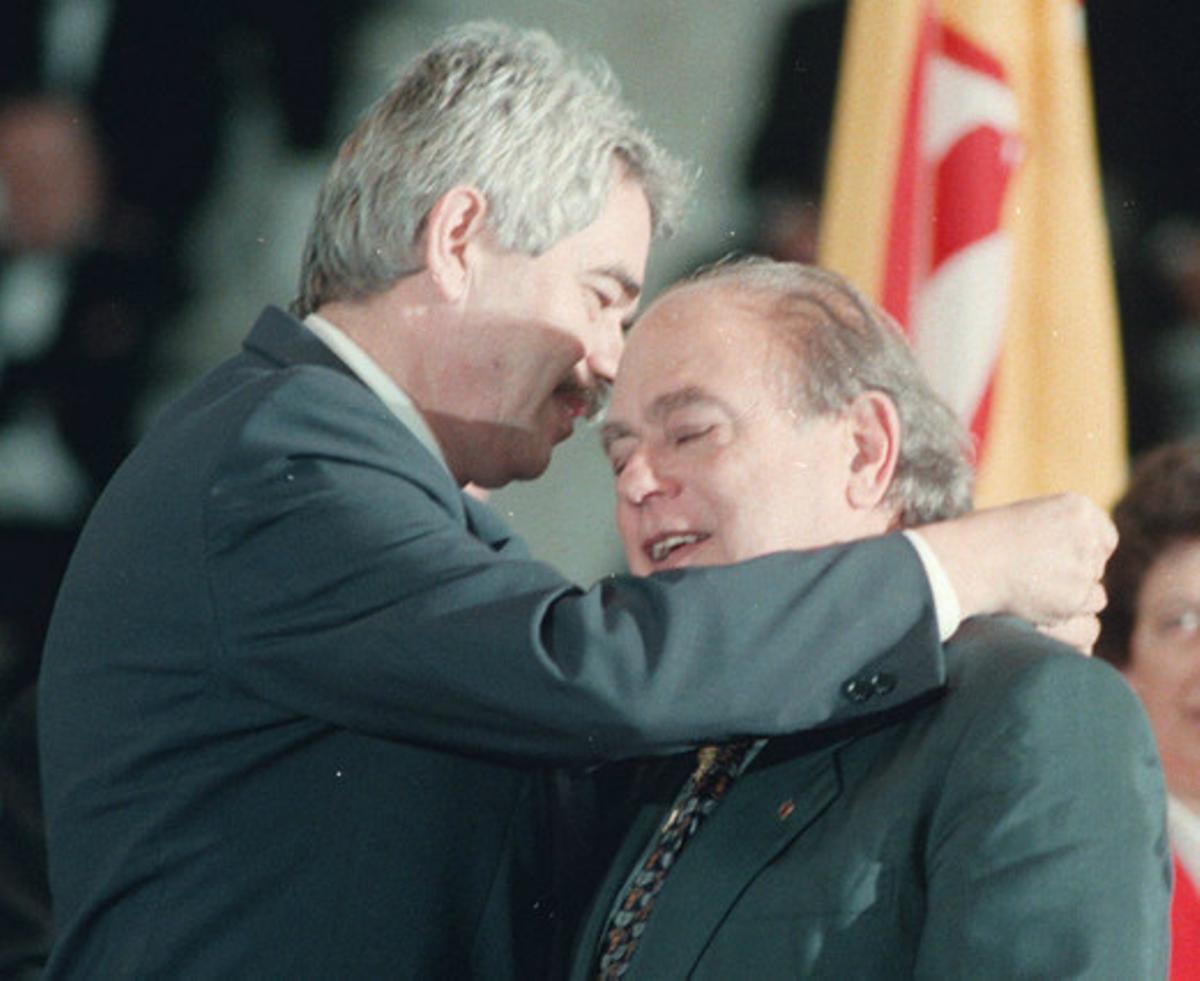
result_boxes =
[919,493,1116,629]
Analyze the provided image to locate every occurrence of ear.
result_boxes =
[421,186,489,302]
[844,390,901,512]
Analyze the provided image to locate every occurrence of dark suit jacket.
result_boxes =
[570,618,1171,980]
[38,307,945,978]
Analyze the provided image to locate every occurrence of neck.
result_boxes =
[317,276,454,400]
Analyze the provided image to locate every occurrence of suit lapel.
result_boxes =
[625,747,844,978]
[570,683,939,978]
[242,307,527,556]
[568,802,669,981]
[243,307,488,537]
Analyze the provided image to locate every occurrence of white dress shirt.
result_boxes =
[1170,796,1200,886]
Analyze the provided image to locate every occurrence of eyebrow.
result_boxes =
[600,386,731,452]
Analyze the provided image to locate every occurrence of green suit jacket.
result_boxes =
[569,617,1170,980]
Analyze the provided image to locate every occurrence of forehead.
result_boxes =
[568,174,653,269]
[615,283,774,397]
[1141,538,1200,602]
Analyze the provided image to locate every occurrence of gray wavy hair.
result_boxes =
[293,20,691,316]
[685,257,974,525]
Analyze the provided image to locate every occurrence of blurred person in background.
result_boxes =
[0,1,365,640]
[1098,440,1200,980]
[743,0,846,266]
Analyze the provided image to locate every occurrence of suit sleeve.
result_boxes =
[915,638,1171,979]
[204,369,944,761]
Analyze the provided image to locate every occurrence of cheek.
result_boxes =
[615,505,648,574]
[534,279,589,334]
[704,481,770,562]
[1126,637,1186,703]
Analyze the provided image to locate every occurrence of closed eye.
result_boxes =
[672,425,715,446]
[604,437,635,476]
[591,286,618,314]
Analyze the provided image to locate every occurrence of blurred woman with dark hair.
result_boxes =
[1099,440,1200,979]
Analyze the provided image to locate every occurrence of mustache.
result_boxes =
[556,377,612,422]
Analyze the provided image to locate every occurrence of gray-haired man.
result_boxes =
[569,258,1167,979]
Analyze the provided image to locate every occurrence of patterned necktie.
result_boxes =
[596,740,754,979]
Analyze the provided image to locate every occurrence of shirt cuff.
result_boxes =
[902,529,961,642]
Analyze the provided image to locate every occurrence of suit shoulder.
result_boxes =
[217,360,457,502]
[939,616,1149,735]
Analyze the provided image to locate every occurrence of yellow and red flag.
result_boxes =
[820,0,1126,506]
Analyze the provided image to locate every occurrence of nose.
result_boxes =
[586,315,625,386]
[616,446,677,506]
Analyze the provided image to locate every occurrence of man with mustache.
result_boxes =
[37,22,1115,979]
[572,257,1168,979]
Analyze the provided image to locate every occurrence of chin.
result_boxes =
[507,445,555,483]
[478,429,557,486]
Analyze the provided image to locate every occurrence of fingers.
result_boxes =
[1038,614,1101,656]
[1079,582,1107,615]
[1080,498,1117,569]
[1057,491,1116,561]
[1046,493,1116,616]
[1098,512,1119,556]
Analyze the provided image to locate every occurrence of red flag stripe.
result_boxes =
[930,126,1017,271]
[880,3,938,334]
[940,22,1006,81]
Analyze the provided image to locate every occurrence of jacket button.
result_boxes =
[870,672,896,696]
[842,677,873,703]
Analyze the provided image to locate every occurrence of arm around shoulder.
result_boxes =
[208,376,946,760]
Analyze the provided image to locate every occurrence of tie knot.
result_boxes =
[693,739,752,783]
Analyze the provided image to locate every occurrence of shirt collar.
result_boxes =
[1169,795,1200,885]
[303,312,450,475]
